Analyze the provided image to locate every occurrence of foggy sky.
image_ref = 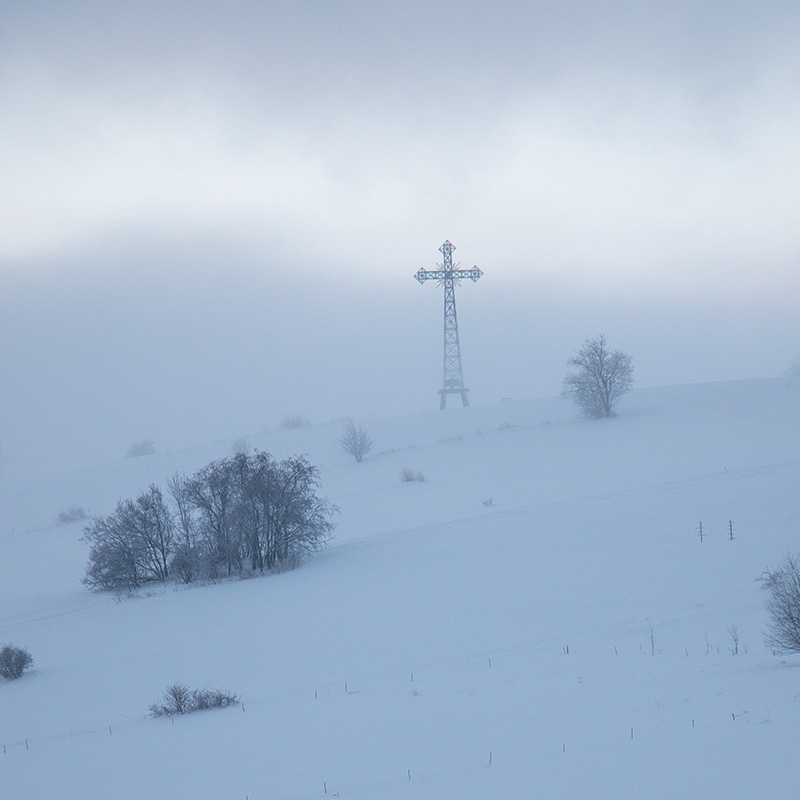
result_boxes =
[2,1,799,476]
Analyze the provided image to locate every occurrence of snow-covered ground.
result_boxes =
[2,378,799,798]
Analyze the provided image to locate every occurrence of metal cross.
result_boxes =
[414,240,483,409]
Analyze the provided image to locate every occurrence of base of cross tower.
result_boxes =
[439,386,470,410]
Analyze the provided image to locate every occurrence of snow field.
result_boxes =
[1,378,799,798]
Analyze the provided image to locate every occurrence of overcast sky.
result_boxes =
[2,1,799,476]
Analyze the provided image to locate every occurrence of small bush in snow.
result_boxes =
[0,644,34,680]
[149,682,239,717]
[761,553,800,654]
[399,467,425,482]
[57,506,88,524]
[125,439,156,458]
[339,420,372,463]
[191,687,239,711]
[150,682,192,716]
[728,625,744,656]
[497,422,520,431]
[280,415,311,430]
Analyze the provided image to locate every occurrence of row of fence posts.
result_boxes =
[698,520,735,542]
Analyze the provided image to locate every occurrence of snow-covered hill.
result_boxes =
[2,378,799,798]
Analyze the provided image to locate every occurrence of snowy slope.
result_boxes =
[1,378,799,799]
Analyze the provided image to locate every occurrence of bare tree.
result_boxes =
[562,334,634,418]
[236,451,336,572]
[761,553,800,654]
[130,485,174,583]
[82,485,174,591]
[82,506,144,592]
[184,458,241,578]
[339,420,373,463]
[168,473,202,583]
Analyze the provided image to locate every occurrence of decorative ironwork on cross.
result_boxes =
[414,240,483,409]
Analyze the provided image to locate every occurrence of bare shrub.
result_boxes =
[270,551,305,574]
[399,467,425,482]
[339,420,372,463]
[497,422,520,431]
[57,506,88,525]
[728,625,743,656]
[160,682,192,716]
[280,415,311,430]
[761,553,800,654]
[191,688,239,711]
[0,644,34,680]
[149,682,238,717]
[126,440,156,458]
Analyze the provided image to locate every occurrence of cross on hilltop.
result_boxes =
[414,240,483,409]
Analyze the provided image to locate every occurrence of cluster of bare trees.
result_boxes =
[83,451,337,593]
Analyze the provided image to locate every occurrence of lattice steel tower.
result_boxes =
[414,240,483,409]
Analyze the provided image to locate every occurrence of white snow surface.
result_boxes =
[2,378,800,798]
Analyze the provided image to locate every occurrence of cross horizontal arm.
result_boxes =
[414,266,483,284]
